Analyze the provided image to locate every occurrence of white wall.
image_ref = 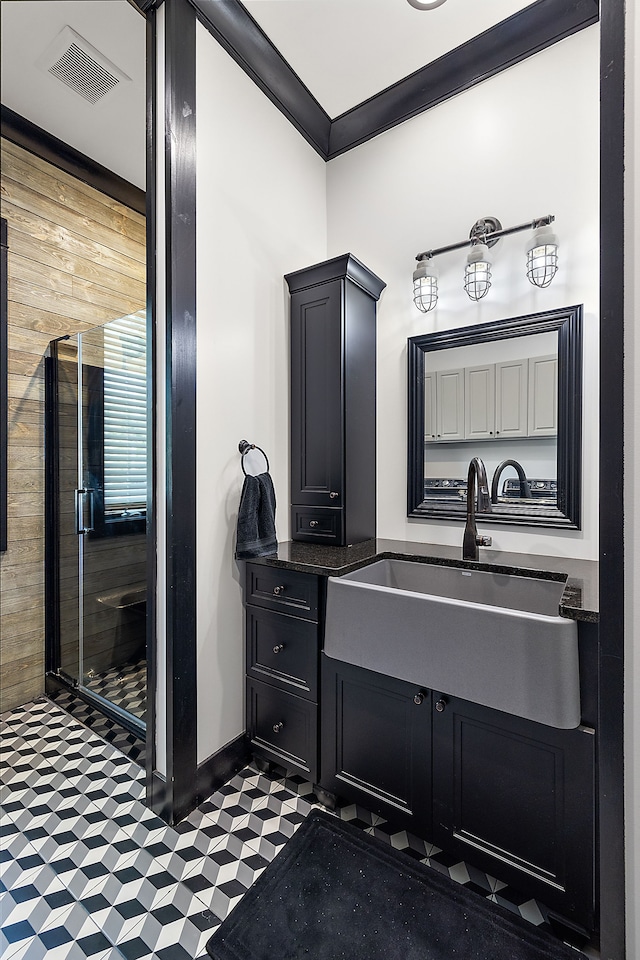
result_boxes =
[327,26,600,560]
[625,0,639,955]
[195,22,327,764]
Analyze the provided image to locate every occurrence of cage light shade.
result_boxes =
[526,224,559,288]
[464,242,492,301]
[413,258,439,312]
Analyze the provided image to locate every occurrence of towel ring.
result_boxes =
[238,440,270,476]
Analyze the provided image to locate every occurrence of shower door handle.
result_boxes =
[75,488,95,535]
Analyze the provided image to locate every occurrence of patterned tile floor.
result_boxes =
[1,698,594,959]
[83,662,146,724]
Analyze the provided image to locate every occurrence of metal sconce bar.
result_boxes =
[415,214,555,262]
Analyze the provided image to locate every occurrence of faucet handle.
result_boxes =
[476,535,492,547]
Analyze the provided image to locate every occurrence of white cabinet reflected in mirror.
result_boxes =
[407,306,582,528]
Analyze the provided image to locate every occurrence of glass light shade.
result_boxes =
[526,224,559,288]
[413,259,438,312]
[464,242,492,301]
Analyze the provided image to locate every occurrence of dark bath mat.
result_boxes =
[206,809,585,960]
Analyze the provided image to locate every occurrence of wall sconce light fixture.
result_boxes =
[412,256,439,313]
[526,222,559,288]
[413,214,557,311]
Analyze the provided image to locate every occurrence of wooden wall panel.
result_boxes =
[0,138,145,714]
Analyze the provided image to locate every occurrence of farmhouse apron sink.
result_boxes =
[324,559,580,728]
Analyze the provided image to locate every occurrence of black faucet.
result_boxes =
[490,459,532,504]
[462,457,493,561]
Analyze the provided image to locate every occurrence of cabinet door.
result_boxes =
[436,369,464,441]
[528,355,558,437]
[432,695,595,929]
[495,360,528,439]
[424,371,437,442]
[290,280,343,506]
[321,657,431,833]
[464,365,495,440]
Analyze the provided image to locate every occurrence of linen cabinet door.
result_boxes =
[290,280,343,508]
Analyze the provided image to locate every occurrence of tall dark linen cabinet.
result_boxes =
[285,254,385,546]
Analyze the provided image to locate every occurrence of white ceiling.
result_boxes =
[0,0,146,189]
[244,0,536,117]
[0,0,539,187]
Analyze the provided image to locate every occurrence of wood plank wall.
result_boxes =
[0,138,145,713]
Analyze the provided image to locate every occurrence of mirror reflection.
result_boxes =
[407,306,583,529]
[423,331,558,511]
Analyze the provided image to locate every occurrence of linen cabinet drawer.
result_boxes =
[246,679,317,781]
[291,506,344,544]
[246,605,318,700]
[246,563,319,620]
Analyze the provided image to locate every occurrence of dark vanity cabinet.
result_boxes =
[285,254,385,546]
[321,658,432,834]
[244,556,597,934]
[319,656,596,931]
[245,563,320,780]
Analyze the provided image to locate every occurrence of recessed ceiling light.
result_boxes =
[407,0,448,9]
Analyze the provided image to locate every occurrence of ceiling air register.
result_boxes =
[36,25,131,105]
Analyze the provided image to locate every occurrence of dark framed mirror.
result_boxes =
[407,304,582,528]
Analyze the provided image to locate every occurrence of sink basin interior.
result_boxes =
[345,559,567,617]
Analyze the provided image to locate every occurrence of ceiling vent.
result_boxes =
[36,25,131,105]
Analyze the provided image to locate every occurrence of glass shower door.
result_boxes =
[78,314,148,723]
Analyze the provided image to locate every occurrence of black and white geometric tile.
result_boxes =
[1,697,584,960]
[83,661,147,724]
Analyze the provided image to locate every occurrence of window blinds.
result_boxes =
[102,310,147,515]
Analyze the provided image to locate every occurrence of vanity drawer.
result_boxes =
[246,605,318,700]
[246,563,319,620]
[291,506,344,544]
[246,679,317,780]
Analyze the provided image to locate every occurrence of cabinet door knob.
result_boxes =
[272,722,284,734]
[329,491,339,499]
[435,698,447,713]
[309,520,319,528]
[413,691,425,706]
[273,585,285,596]
[272,644,284,654]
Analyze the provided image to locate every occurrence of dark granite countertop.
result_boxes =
[250,539,599,622]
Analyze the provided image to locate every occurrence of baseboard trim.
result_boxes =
[197,734,252,805]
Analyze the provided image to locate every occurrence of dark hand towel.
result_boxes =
[235,472,278,560]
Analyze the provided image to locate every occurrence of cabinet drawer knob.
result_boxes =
[413,691,425,706]
[273,585,285,596]
[435,698,447,713]
[329,491,339,499]
[272,644,285,654]
[272,721,284,734]
[309,520,319,528]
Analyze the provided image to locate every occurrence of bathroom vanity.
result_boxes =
[243,539,598,936]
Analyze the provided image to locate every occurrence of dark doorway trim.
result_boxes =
[598,0,625,956]
[0,106,145,216]
[144,6,160,820]
[189,0,598,161]
[160,0,199,825]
